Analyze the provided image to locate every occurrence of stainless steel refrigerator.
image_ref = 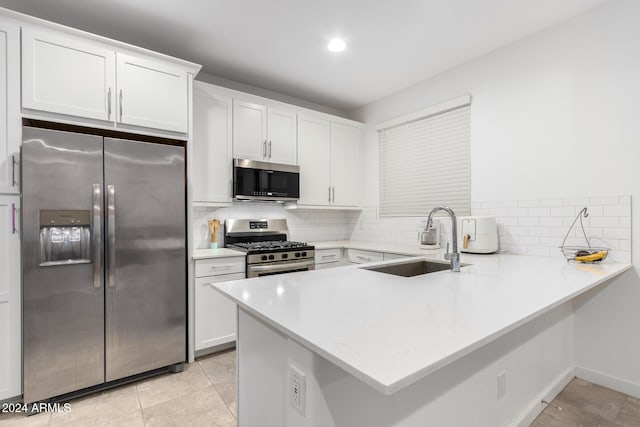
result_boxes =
[22,126,186,404]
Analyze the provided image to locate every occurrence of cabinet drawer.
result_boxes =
[315,248,343,264]
[347,249,384,264]
[195,257,245,278]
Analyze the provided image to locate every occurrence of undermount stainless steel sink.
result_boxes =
[361,259,467,277]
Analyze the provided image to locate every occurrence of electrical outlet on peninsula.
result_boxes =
[289,364,307,416]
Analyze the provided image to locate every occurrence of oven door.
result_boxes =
[247,259,315,278]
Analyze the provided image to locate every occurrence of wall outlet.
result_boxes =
[288,364,306,416]
[497,371,507,400]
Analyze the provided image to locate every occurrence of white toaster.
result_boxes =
[457,216,498,254]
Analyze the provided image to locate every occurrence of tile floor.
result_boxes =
[0,349,237,427]
[3,357,640,427]
[531,378,640,427]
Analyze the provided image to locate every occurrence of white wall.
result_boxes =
[350,0,640,396]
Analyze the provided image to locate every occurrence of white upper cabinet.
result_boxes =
[116,53,188,133]
[297,115,331,205]
[266,108,297,164]
[330,122,360,206]
[233,100,267,161]
[192,82,233,204]
[22,27,116,122]
[297,116,361,207]
[233,100,297,164]
[0,17,20,194]
[21,25,198,136]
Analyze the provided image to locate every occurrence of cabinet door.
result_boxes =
[233,100,267,161]
[22,27,116,122]
[0,195,20,400]
[192,84,233,204]
[195,273,243,351]
[330,122,361,206]
[0,19,20,194]
[267,108,297,164]
[297,115,331,206]
[116,53,188,133]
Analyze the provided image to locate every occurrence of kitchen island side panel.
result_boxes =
[238,303,574,427]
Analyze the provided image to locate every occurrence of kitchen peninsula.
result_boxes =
[213,253,630,427]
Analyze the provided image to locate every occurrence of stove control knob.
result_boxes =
[282,253,288,259]
[301,251,307,257]
[295,252,301,258]
[261,255,268,261]
[268,255,275,260]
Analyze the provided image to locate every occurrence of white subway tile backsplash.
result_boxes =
[604,205,632,217]
[550,207,576,217]
[499,200,519,208]
[589,216,619,228]
[519,217,539,227]
[528,207,551,217]
[518,200,540,208]
[539,217,563,227]
[539,199,564,207]
[590,196,620,206]
[507,207,529,217]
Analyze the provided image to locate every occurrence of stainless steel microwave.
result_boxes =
[233,159,300,201]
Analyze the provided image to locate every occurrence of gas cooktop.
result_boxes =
[227,240,313,253]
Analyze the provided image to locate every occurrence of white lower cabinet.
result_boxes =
[0,195,20,400]
[347,249,384,264]
[194,257,245,353]
[315,248,345,270]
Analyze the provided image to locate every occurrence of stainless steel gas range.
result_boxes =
[224,219,315,278]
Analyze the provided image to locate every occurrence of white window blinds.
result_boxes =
[378,97,471,217]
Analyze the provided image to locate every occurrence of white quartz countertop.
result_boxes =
[213,249,631,395]
[192,248,246,260]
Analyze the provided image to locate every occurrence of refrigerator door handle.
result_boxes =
[107,184,116,288]
[92,184,102,289]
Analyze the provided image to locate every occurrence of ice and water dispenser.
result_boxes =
[39,210,91,266]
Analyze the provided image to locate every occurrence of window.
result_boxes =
[377,95,471,217]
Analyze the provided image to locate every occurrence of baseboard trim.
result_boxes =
[575,366,640,399]
[513,367,575,427]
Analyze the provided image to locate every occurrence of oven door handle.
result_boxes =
[249,259,315,273]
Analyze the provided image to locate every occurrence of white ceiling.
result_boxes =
[0,0,610,112]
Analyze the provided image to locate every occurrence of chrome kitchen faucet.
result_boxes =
[426,206,461,272]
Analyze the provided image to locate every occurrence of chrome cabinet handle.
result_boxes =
[107,184,116,288]
[210,265,233,270]
[356,256,371,262]
[263,140,267,158]
[328,186,331,202]
[268,141,272,158]
[332,187,335,203]
[11,202,16,234]
[92,184,102,289]
[321,254,336,259]
[107,88,112,119]
[119,89,123,121]
[11,155,16,187]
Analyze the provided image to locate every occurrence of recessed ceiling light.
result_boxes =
[327,38,346,53]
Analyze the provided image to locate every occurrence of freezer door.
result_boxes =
[22,127,105,403]
[104,138,186,381]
